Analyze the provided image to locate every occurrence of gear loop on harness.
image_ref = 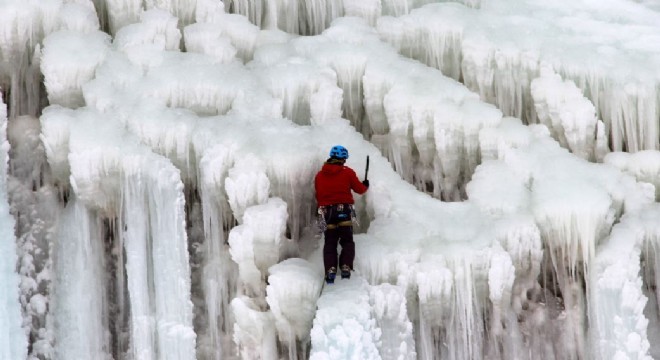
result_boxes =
[317,203,357,233]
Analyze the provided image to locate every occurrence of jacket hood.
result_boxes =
[321,162,344,175]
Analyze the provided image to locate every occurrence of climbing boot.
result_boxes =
[341,265,351,279]
[326,267,337,284]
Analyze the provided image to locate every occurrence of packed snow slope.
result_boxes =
[1,0,660,359]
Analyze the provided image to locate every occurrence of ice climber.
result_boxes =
[314,145,369,284]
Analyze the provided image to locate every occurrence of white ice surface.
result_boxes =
[310,276,381,360]
[25,5,660,360]
[0,91,27,360]
[40,107,197,360]
[379,0,660,152]
[50,197,110,360]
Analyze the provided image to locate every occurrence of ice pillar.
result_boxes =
[0,92,27,360]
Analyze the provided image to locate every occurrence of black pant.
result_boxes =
[323,226,354,273]
[321,204,354,273]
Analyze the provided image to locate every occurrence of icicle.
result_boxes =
[105,0,142,35]
[197,144,237,358]
[228,0,265,28]
[50,197,109,359]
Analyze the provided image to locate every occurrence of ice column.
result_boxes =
[229,197,288,296]
[50,197,109,359]
[144,158,196,360]
[197,143,238,358]
[0,94,27,360]
[42,107,196,359]
[370,284,416,360]
[268,258,324,360]
[590,211,653,360]
[231,296,278,360]
[225,155,270,223]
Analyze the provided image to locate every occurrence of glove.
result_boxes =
[362,179,369,188]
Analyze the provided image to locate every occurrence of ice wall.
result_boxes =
[0,0,57,118]
[248,18,502,200]
[0,91,27,360]
[220,0,476,35]
[15,1,660,359]
[41,107,197,360]
[378,0,660,152]
[470,118,654,358]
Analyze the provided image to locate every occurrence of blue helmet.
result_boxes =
[329,145,349,159]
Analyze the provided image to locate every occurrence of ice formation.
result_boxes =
[379,0,660,152]
[0,93,27,360]
[1,0,660,359]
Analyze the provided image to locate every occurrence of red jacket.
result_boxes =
[315,163,368,206]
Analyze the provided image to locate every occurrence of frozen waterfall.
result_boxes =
[1,0,660,359]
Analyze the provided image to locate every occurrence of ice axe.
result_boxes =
[364,155,370,181]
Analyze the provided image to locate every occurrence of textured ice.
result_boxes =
[231,296,277,359]
[590,208,657,360]
[310,277,381,360]
[114,9,182,53]
[0,93,27,360]
[531,67,608,161]
[183,23,237,64]
[370,283,416,360]
[5,2,660,359]
[41,30,110,108]
[379,0,660,152]
[267,258,324,359]
[50,197,109,359]
[605,151,660,201]
[40,107,197,360]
